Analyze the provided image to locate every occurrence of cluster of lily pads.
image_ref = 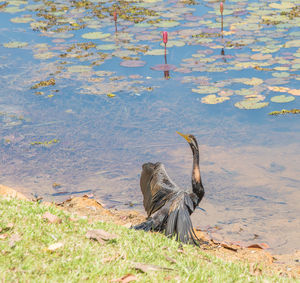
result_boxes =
[1,0,299,109]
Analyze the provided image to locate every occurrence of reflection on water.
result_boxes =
[0,0,300,254]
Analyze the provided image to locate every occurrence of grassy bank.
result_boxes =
[0,197,295,282]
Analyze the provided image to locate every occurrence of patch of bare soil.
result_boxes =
[1,185,299,279]
[56,195,145,227]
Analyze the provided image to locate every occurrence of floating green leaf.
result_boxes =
[250,53,272,60]
[30,22,47,30]
[82,32,110,40]
[284,39,300,48]
[145,49,167,56]
[96,44,117,51]
[67,65,92,73]
[271,95,295,103]
[3,6,25,13]
[160,40,185,47]
[192,86,220,94]
[243,77,264,86]
[234,99,269,110]
[113,50,135,58]
[269,3,295,10]
[34,52,56,60]
[288,89,300,96]
[10,16,33,23]
[272,72,290,78]
[201,95,230,104]
[52,33,74,39]
[95,71,115,77]
[120,60,146,67]
[3,41,28,48]
[153,21,180,28]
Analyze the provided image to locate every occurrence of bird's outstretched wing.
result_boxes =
[140,162,179,217]
[165,191,199,245]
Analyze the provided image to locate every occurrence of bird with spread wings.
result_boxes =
[134,132,205,245]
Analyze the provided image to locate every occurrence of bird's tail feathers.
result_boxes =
[132,218,154,232]
[165,193,199,245]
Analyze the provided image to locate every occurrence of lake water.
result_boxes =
[0,0,299,254]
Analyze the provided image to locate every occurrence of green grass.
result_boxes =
[0,197,295,282]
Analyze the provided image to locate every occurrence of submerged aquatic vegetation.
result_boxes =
[30,139,59,146]
[268,109,300,115]
[31,79,56,89]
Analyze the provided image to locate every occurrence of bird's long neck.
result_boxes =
[191,146,204,203]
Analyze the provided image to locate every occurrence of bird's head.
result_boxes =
[176,131,198,151]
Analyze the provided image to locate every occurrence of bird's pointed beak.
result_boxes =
[176,131,191,143]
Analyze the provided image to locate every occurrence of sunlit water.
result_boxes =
[0,0,299,254]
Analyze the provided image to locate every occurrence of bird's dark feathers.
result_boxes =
[165,191,199,245]
[135,162,201,245]
[140,162,179,217]
[134,133,204,245]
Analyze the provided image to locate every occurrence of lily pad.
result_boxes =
[151,64,176,71]
[67,65,92,73]
[285,40,300,48]
[25,4,44,11]
[3,41,28,48]
[30,22,47,30]
[82,32,110,40]
[271,95,295,103]
[120,60,146,67]
[51,33,74,39]
[192,86,220,94]
[243,77,263,86]
[3,6,25,13]
[10,16,33,23]
[272,72,290,78]
[96,44,117,51]
[95,71,115,77]
[269,2,295,9]
[146,49,168,56]
[113,50,135,58]
[288,89,300,96]
[160,40,185,47]
[250,53,272,60]
[34,52,56,60]
[153,21,180,28]
[201,95,230,104]
[268,86,290,93]
[274,67,289,71]
[234,99,269,110]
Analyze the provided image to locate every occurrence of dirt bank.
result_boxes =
[1,184,299,279]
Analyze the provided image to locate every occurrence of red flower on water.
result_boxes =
[220,2,224,14]
[163,31,168,45]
